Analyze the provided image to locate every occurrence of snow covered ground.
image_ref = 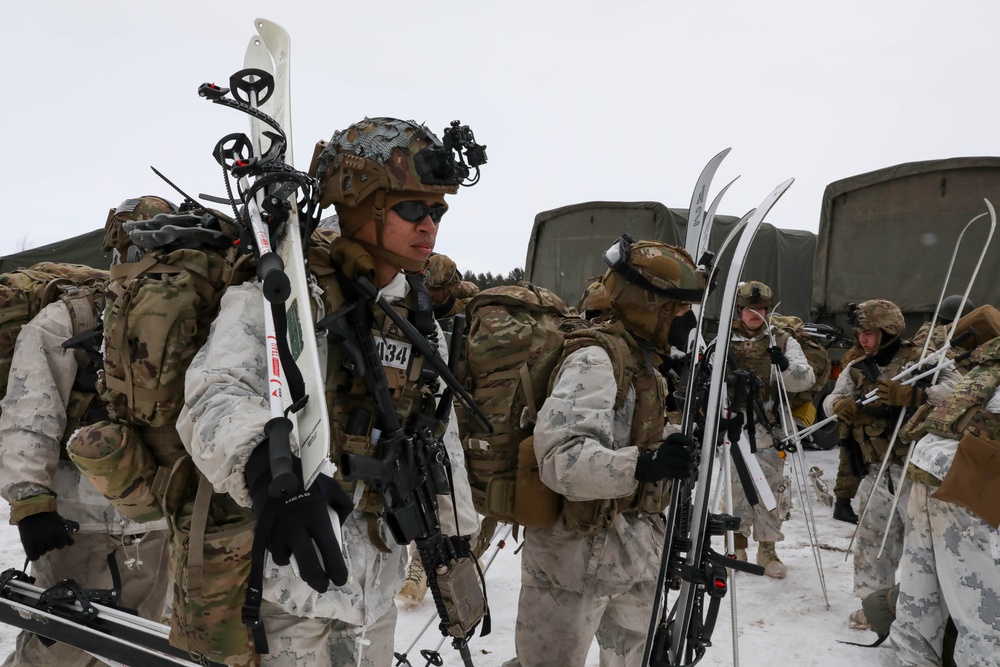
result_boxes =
[0,447,899,666]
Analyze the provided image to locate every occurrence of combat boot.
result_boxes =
[396,557,428,605]
[834,498,859,524]
[756,541,787,579]
[733,533,748,562]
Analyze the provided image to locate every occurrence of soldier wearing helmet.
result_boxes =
[822,297,961,631]
[503,235,699,667]
[179,117,485,665]
[102,195,178,263]
[1,197,173,666]
[724,280,816,579]
[423,252,480,322]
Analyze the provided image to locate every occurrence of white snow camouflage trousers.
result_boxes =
[891,481,1000,667]
[853,463,910,598]
[727,430,790,543]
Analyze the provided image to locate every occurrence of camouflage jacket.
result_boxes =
[728,327,815,436]
[177,274,477,624]
[910,338,1000,480]
[522,345,679,596]
[822,343,962,466]
[0,300,165,535]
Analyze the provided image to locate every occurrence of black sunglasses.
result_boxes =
[391,200,448,224]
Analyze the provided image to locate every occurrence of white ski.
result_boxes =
[246,19,331,489]
[683,148,731,259]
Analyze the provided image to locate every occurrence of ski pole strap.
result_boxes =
[242,515,271,655]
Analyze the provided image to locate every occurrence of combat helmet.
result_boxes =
[425,253,460,290]
[601,234,706,352]
[938,294,975,323]
[849,299,905,336]
[579,280,613,321]
[310,118,464,213]
[736,280,774,311]
[103,196,178,256]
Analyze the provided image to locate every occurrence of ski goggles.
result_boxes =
[391,200,448,224]
[602,234,704,302]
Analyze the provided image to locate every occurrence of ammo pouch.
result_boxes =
[436,556,487,639]
[898,403,934,445]
[164,456,258,666]
[932,431,1000,529]
[67,420,164,523]
[513,437,561,529]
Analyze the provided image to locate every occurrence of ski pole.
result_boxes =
[848,201,995,561]
[875,198,996,559]
[774,373,830,608]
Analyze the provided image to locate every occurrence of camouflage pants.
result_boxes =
[853,464,910,598]
[891,482,1000,667]
[728,446,788,543]
[834,441,861,499]
[258,600,397,667]
[502,580,655,667]
[1,529,170,667]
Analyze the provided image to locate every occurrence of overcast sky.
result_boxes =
[4,1,998,273]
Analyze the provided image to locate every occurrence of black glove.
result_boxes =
[17,512,80,561]
[635,433,695,482]
[246,446,354,593]
[768,346,790,371]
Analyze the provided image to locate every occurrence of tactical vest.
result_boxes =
[848,343,921,465]
[728,327,791,422]
[556,323,670,537]
[908,338,1000,442]
[312,262,441,516]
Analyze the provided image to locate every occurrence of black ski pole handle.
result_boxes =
[264,416,298,497]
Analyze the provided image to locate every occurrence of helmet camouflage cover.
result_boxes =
[103,196,177,253]
[851,298,905,336]
[602,239,706,351]
[425,253,460,289]
[311,117,459,210]
[736,280,774,310]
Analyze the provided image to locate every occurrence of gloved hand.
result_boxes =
[246,446,354,593]
[635,433,694,482]
[832,396,859,425]
[768,346,790,371]
[17,512,80,561]
[875,378,924,407]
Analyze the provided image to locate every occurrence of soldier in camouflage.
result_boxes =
[0,196,174,667]
[726,281,816,578]
[502,237,702,667]
[822,298,961,629]
[177,117,480,667]
[889,335,1000,666]
[423,252,480,322]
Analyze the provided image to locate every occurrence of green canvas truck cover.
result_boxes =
[0,229,109,272]
[813,156,1000,333]
[524,201,816,323]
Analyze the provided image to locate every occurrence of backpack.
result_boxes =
[65,210,260,666]
[770,314,832,409]
[0,262,108,399]
[459,283,627,527]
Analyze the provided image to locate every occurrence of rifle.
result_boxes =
[320,277,489,667]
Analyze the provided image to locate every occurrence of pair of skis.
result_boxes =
[642,148,794,666]
[0,569,223,667]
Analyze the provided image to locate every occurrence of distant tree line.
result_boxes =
[461,267,525,290]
